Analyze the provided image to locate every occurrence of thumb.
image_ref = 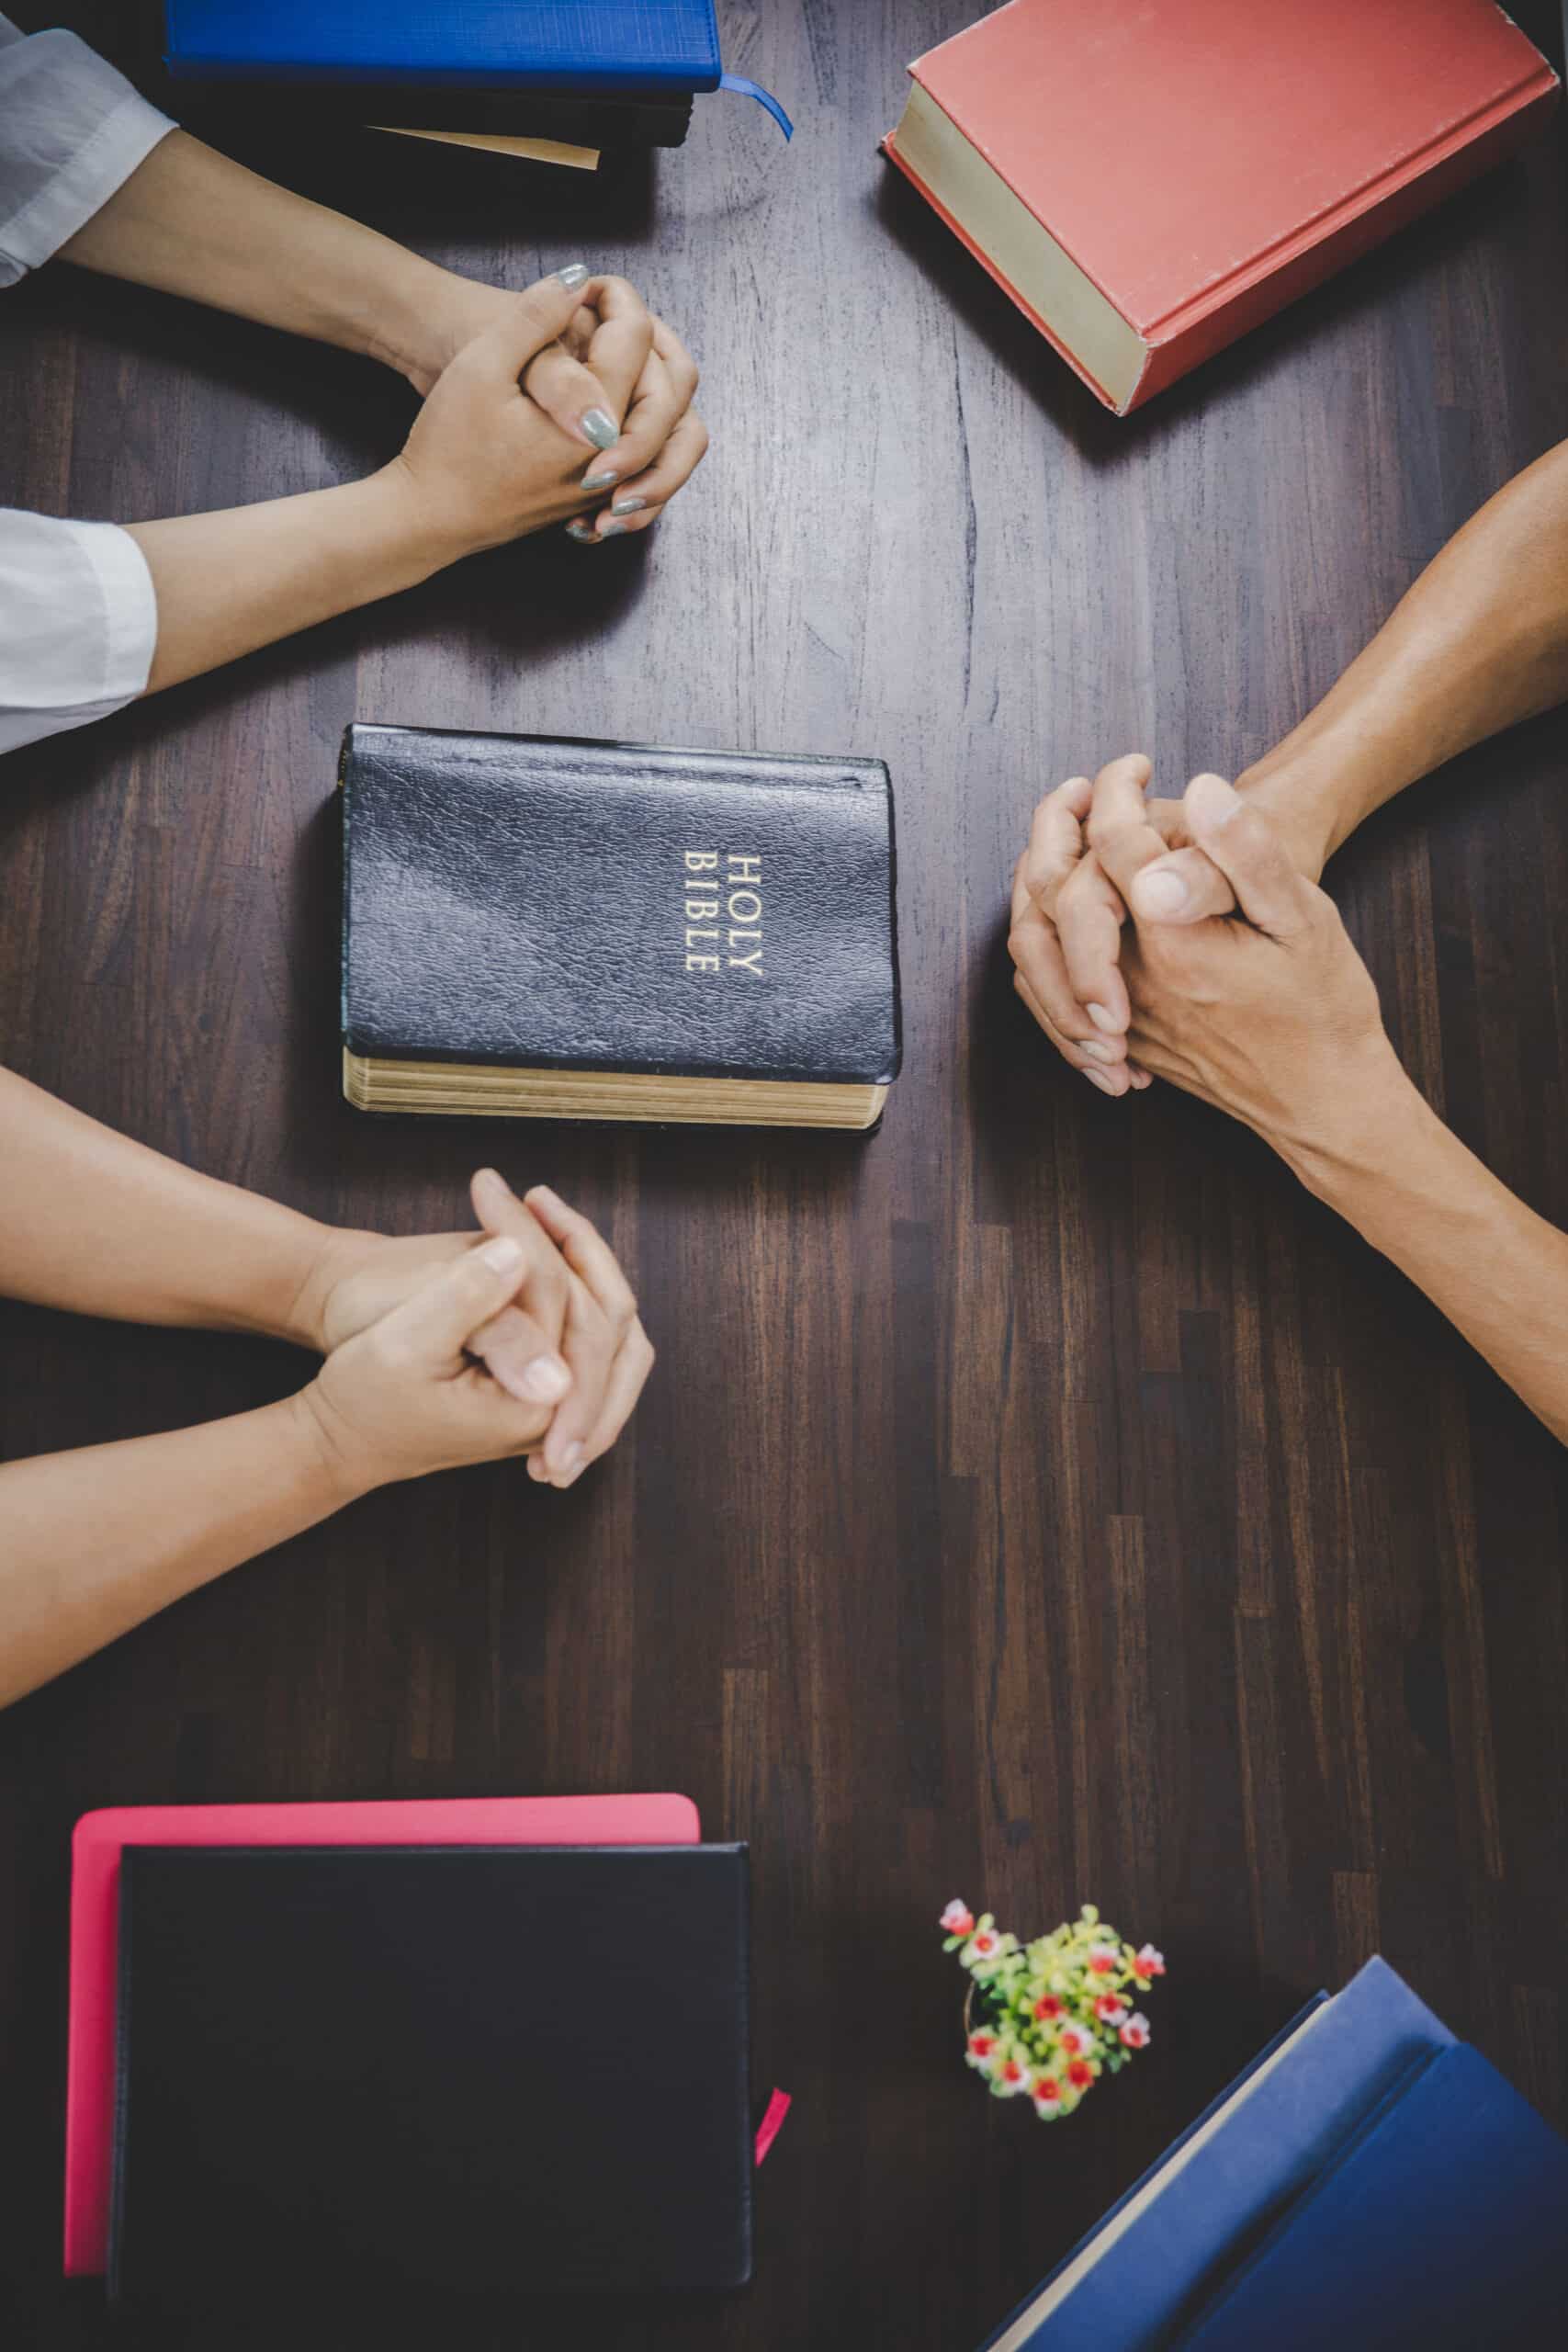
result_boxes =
[1179,774,1313,939]
[468,270,598,387]
[1129,845,1237,926]
[377,1234,527,1367]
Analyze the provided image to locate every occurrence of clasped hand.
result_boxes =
[387,266,707,555]
[1010,755,1398,1158]
[295,1168,653,1495]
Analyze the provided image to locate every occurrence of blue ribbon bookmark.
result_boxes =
[719,71,793,139]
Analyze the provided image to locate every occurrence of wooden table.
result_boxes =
[3,6,1566,2344]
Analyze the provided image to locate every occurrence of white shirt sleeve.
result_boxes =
[0,14,175,286]
[0,19,172,751]
[0,509,158,754]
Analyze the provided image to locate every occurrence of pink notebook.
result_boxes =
[64,1792,700,2275]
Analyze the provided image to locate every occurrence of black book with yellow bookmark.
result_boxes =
[339,724,901,1130]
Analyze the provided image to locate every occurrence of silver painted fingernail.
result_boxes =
[554,263,591,289]
[565,518,596,542]
[1086,1002,1120,1034]
[516,1355,571,1405]
[581,408,617,449]
[581,468,618,490]
[611,494,648,515]
[597,517,628,537]
[1080,1037,1117,1064]
[1084,1067,1119,1095]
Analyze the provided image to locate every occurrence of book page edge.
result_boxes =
[985,1996,1334,2351]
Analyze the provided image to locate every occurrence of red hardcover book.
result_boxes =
[883,0,1559,414]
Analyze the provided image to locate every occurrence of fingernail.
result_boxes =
[581,408,618,450]
[596,518,628,537]
[1188,773,1243,827]
[565,519,597,543]
[1080,1037,1118,1064]
[476,1165,513,1197]
[513,1353,571,1405]
[1086,1001,1120,1034]
[527,1184,566,1217]
[1084,1067,1119,1095]
[554,263,591,289]
[1135,867,1189,915]
[479,1235,523,1273]
[555,1442,586,1484]
[581,468,618,490]
[611,494,648,515]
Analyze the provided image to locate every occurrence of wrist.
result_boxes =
[284,1225,381,1355]
[1263,1035,1430,1202]
[1235,691,1451,876]
[1235,746,1353,879]
[365,260,508,395]
[193,1204,341,1351]
[369,454,483,573]
[358,250,468,388]
[286,1383,381,1510]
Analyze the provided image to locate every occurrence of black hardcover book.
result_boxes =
[339,723,902,1129]
[154,82,693,147]
[108,1844,752,2311]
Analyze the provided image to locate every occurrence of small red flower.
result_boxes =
[941,1900,976,1937]
[968,2032,997,2060]
[1088,1951,1116,1974]
[1133,1943,1166,1980]
[970,1929,999,1957]
[1058,2025,1090,2055]
[1032,2075,1061,2107]
[998,2057,1026,2086]
[1119,2013,1151,2050]
[1033,1994,1065,2021]
[1067,2058,1094,2088]
[1094,1994,1129,2025]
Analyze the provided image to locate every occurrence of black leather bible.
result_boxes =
[339,722,901,1128]
[108,1844,752,2312]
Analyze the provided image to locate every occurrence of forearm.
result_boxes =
[1274,1051,1568,1443]
[0,1395,359,1706]
[0,1067,330,1343]
[126,463,453,694]
[1239,438,1568,870]
[54,130,459,388]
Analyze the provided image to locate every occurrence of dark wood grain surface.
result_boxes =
[4,5,1567,2345]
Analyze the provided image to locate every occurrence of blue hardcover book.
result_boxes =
[162,2,722,93]
[978,1958,1454,2352]
[1176,2041,1568,2349]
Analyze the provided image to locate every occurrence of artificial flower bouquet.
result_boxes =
[941,1898,1166,2121]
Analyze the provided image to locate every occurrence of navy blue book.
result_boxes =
[164,1,721,94]
[1175,2041,1568,2348]
[978,1958,1455,2350]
